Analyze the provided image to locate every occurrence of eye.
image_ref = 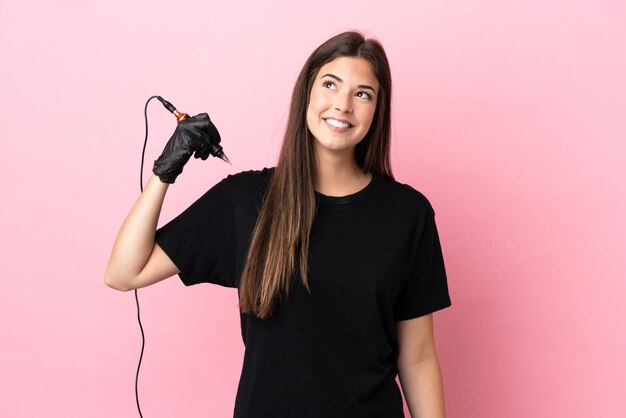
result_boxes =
[322,80,336,90]
[356,91,372,100]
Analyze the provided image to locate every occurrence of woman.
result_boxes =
[105,30,452,418]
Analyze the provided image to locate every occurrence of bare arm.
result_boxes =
[104,174,179,291]
[396,314,447,418]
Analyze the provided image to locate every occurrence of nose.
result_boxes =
[334,90,353,114]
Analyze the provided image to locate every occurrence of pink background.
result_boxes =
[1,0,625,417]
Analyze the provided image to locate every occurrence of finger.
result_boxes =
[186,116,211,134]
[198,131,214,148]
[206,121,221,144]
[192,136,211,159]
[195,146,210,160]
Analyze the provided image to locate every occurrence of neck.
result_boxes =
[313,147,371,196]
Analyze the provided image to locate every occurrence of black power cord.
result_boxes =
[133,94,159,418]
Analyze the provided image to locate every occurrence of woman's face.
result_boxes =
[306,56,379,159]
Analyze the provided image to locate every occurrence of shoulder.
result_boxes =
[221,167,275,209]
[378,174,436,216]
[221,166,275,191]
[226,166,275,181]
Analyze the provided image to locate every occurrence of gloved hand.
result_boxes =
[152,113,221,184]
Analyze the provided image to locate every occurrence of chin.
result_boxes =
[315,138,359,153]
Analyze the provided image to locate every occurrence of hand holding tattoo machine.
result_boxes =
[152,96,231,184]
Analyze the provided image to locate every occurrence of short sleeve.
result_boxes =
[155,176,237,288]
[393,205,452,321]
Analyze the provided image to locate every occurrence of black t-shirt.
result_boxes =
[155,167,452,418]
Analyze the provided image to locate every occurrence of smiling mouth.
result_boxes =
[323,118,353,129]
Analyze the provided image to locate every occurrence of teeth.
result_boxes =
[325,118,351,128]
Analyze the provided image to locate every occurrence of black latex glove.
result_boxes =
[152,113,221,184]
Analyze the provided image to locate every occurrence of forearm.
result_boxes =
[104,174,169,287]
[397,354,447,418]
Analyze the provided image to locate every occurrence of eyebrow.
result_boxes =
[321,73,377,93]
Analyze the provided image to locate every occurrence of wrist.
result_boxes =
[150,173,173,186]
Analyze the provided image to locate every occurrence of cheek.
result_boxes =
[306,100,316,125]
[308,94,323,115]
[306,108,314,132]
[360,106,377,128]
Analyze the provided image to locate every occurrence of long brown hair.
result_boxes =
[238,30,394,318]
